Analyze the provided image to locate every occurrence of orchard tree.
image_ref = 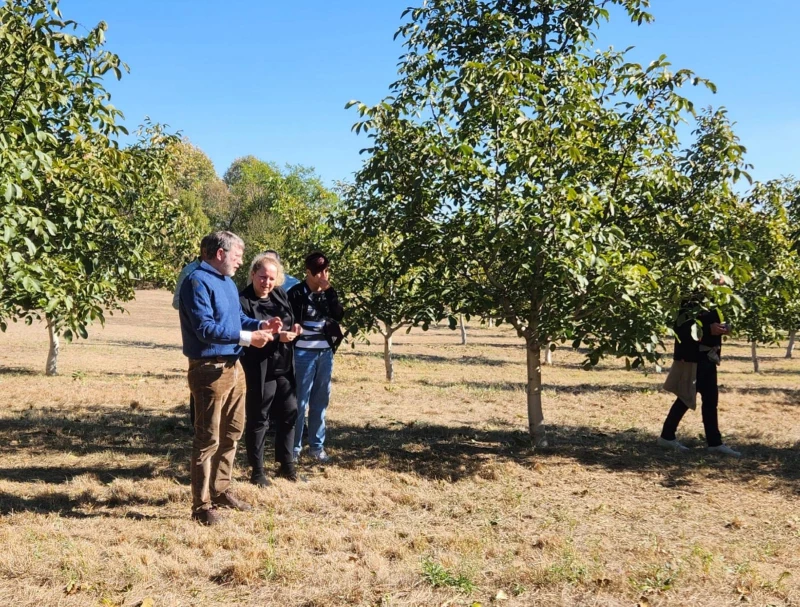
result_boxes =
[780,178,800,358]
[736,179,800,370]
[348,0,750,444]
[0,0,195,374]
[334,185,444,382]
[165,138,221,238]
[222,156,339,281]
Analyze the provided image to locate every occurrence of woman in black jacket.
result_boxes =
[659,292,741,457]
[240,253,303,484]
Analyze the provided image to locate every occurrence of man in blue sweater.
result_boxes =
[179,231,282,525]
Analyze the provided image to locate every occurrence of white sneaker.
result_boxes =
[310,449,330,463]
[657,437,690,452]
[708,444,741,458]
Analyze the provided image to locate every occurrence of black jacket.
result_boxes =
[673,299,723,363]
[287,281,345,352]
[239,284,296,405]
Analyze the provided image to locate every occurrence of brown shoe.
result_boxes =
[212,491,252,511]
[191,507,222,526]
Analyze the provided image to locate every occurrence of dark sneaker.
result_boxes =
[276,462,298,482]
[250,469,271,488]
[212,491,252,511]
[191,508,222,526]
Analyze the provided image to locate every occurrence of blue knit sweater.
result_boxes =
[179,263,261,359]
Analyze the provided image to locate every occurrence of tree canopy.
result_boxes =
[0,0,195,373]
[347,0,751,443]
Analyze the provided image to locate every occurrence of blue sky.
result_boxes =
[60,0,799,186]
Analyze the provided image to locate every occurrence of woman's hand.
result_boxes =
[279,331,298,343]
[291,323,303,335]
[260,317,283,333]
[710,322,730,336]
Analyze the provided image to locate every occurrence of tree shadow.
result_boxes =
[758,368,800,376]
[0,366,37,376]
[416,379,663,393]
[2,404,797,520]
[0,407,192,462]
[344,350,512,367]
[102,370,185,380]
[1,406,192,516]
[0,489,171,518]
[415,378,800,402]
[74,340,182,351]
[326,422,799,495]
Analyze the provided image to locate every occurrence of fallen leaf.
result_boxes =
[494,589,508,601]
[139,599,155,607]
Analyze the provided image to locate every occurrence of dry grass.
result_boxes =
[0,289,798,606]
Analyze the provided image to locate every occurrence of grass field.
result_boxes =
[0,289,798,607]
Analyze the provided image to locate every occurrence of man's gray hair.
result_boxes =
[202,231,244,260]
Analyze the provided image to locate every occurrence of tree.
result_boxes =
[334,184,444,382]
[165,138,221,238]
[347,0,749,444]
[222,156,339,282]
[780,179,800,358]
[736,179,800,371]
[0,0,195,374]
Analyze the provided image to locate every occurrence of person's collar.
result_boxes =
[200,260,223,276]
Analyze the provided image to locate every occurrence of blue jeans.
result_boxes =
[293,348,333,457]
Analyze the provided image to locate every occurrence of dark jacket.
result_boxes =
[287,281,345,352]
[673,299,723,363]
[239,284,295,405]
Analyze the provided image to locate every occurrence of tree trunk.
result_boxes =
[544,345,552,365]
[526,344,547,447]
[383,330,394,382]
[751,341,759,373]
[786,330,796,359]
[459,315,467,345]
[46,318,59,376]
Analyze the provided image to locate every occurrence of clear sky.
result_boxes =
[59,0,799,187]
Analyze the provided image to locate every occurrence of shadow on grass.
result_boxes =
[416,378,800,401]
[0,366,38,376]
[327,422,799,495]
[0,489,170,517]
[344,350,513,367]
[1,403,797,518]
[0,406,192,469]
[73,339,182,351]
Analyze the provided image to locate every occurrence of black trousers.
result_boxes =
[661,359,722,447]
[245,374,298,468]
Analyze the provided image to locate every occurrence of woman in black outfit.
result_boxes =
[659,293,741,457]
[240,253,303,485]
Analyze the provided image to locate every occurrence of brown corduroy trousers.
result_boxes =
[187,358,246,513]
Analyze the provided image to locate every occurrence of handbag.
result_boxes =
[663,360,698,409]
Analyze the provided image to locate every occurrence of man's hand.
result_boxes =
[279,331,298,343]
[260,317,283,333]
[250,330,274,348]
[710,322,730,336]
[291,323,303,335]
